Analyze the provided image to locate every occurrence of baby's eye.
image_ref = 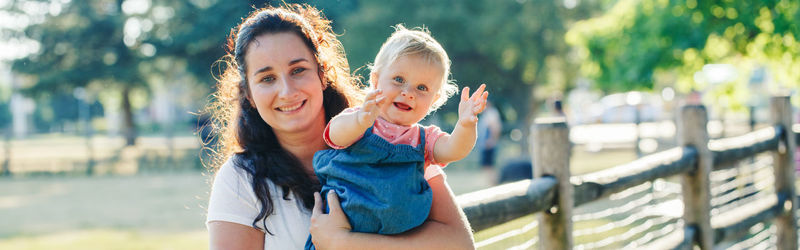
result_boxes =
[291,68,306,75]
[393,76,405,84]
[416,85,428,91]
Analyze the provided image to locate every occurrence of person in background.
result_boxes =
[477,100,502,185]
[553,99,565,117]
[796,112,799,174]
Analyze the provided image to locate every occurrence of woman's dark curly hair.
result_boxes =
[205,4,362,233]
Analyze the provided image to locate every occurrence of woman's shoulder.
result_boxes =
[215,156,250,182]
[213,155,277,190]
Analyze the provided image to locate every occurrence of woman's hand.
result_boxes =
[457,84,488,128]
[310,191,352,250]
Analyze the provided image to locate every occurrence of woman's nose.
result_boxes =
[278,78,299,99]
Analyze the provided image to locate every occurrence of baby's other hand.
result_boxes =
[357,89,385,127]
[457,84,488,127]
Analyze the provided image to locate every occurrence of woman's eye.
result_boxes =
[393,76,404,83]
[261,75,275,83]
[292,68,306,75]
[416,85,428,91]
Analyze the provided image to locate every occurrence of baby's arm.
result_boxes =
[433,84,488,163]
[328,89,386,148]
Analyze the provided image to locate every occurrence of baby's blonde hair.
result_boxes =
[369,24,458,112]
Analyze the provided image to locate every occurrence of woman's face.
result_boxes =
[244,32,326,136]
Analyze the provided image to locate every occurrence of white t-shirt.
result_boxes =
[206,157,447,249]
[206,158,311,249]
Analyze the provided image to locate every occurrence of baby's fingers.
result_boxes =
[374,95,387,106]
[363,96,384,114]
[368,89,382,99]
[363,95,380,108]
[470,84,487,101]
[364,89,382,103]
[363,90,385,109]
[461,87,470,102]
[476,92,489,113]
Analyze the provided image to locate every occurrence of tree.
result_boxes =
[7,0,270,145]
[10,0,147,144]
[567,0,800,109]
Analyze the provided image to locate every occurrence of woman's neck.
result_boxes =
[274,121,328,175]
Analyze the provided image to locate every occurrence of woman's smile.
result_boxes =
[276,100,306,113]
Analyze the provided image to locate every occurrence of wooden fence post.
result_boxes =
[532,117,572,249]
[770,95,798,250]
[677,105,713,249]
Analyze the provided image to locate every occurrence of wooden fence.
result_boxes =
[457,95,798,249]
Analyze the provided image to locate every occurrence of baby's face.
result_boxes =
[371,54,445,126]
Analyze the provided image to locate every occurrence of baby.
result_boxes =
[306,25,487,249]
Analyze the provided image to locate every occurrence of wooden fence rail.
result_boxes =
[460,177,557,231]
[710,125,782,169]
[572,147,697,207]
[457,95,798,249]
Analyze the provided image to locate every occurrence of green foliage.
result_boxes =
[567,0,800,108]
[6,0,614,134]
[5,0,270,136]
[12,0,139,95]
[317,0,607,124]
[143,0,273,85]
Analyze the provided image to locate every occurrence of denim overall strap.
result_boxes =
[360,125,426,154]
[306,123,433,250]
[415,125,426,152]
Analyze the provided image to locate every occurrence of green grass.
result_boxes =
[0,172,210,247]
[0,230,206,250]
[474,214,537,249]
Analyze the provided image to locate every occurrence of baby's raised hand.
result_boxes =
[357,89,385,127]
[457,83,488,127]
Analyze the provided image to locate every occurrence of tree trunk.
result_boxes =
[122,86,137,146]
[2,127,10,176]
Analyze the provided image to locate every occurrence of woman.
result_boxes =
[205,4,474,249]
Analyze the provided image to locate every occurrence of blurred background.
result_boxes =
[0,0,798,249]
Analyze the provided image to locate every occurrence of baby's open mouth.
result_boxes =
[393,102,412,111]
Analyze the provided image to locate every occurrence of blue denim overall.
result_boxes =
[305,126,433,250]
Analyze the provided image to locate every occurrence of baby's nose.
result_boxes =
[401,92,414,99]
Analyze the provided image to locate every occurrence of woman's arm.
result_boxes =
[309,175,475,250]
[208,221,264,250]
[207,159,268,250]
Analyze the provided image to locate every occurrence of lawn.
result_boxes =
[0,172,211,250]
